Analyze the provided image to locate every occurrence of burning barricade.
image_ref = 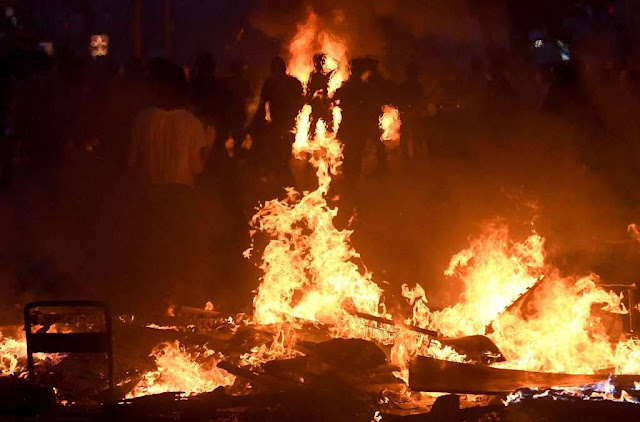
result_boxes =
[1,10,640,422]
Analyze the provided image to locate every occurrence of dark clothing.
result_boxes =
[258,74,303,130]
[335,78,379,179]
[253,73,303,167]
[191,73,226,127]
[398,78,425,160]
[223,74,253,149]
[306,70,332,124]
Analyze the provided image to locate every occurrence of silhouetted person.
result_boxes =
[398,62,425,161]
[223,59,253,154]
[542,62,603,169]
[307,53,332,124]
[191,53,224,127]
[361,58,394,175]
[335,58,379,183]
[129,59,212,188]
[252,56,303,184]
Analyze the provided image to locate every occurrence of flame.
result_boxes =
[379,105,402,147]
[250,104,383,329]
[490,274,631,374]
[435,225,545,337]
[287,10,349,96]
[0,329,27,376]
[1,327,66,377]
[239,325,302,370]
[128,341,235,397]
[401,224,640,376]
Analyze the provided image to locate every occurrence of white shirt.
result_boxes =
[130,107,213,187]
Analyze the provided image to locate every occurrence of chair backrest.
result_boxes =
[23,300,114,390]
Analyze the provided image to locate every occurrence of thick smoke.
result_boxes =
[249,0,509,78]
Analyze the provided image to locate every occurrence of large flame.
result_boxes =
[249,104,383,329]
[287,10,349,96]
[0,329,27,376]
[435,225,545,337]
[1,327,65,377]
[401,224,640,375]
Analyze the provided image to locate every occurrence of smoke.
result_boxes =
[249,0,509,78]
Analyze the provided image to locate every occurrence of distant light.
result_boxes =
[39,41,54,56]
[534,39,544,48]
[561,52,570,61]
[90,34,109,58]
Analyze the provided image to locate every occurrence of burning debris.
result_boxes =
[2,6,640,422]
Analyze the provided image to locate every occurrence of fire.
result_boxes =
[433,225,545,337]
[128,341,235,397]
[1,327,65,377]
[239,325,302,370]
[1,328,27,376]
[287,10,349,96]
[401,224,640,376]
[379,105,401,147]
[490,274,630,374]
[249,104,383,329]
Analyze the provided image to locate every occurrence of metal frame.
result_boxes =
[23,300,114,390]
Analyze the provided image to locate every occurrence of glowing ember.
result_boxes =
[504,377,640,405]
[128,341,235,397]
[379,105,402,147]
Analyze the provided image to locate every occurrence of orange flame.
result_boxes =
[287,10,349,96]
[0,327,67,378]
[379,105,401,147]
[250,105,383,329]
[400,224,640,375]
[128,341,235,397]
[0,328,27,376]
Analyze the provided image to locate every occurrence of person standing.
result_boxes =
[251,57,303,187]
[129,59,213,188]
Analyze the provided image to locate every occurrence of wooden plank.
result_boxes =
[409,356,640,394]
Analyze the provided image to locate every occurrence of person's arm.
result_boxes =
[248,81,269,133]
[190,119,214,177]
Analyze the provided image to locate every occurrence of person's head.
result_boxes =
[149,58,187,109]
[231,58,248,78]
[270,56,286,77]
[313,53,325,72]
[350,58,364,80]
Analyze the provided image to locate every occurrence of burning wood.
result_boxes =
[4,10,640,422]
[410,355,640,396]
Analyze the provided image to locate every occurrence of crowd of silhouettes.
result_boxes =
[2,35,640,209]
[5,27,640,310]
